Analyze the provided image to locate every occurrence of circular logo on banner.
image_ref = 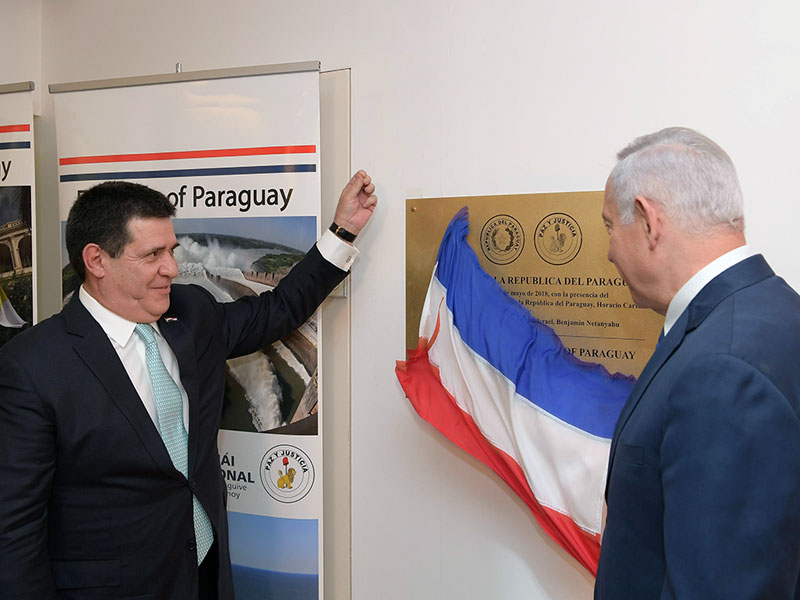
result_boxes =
[533,213,583,265]
[260,445,315,503]
[480,214,525,265]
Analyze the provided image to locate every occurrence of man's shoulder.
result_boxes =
[695,276,800,342]
[164,283,220,323]
[682,273,800,401]
[734,275,800,354]
[168,282,211,302]
[731,270,800,327]
[696,256,800,332]
[0,308,70,361]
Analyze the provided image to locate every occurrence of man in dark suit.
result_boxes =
[595,128,800,598]
[0,171,377,600]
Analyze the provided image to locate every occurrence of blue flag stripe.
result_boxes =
[0,141,31,150]
[434,208,633,439]
[59,163,316,182]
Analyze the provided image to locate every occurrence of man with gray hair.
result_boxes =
[595,127,800,598]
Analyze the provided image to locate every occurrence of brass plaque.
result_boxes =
[405,192,662,378]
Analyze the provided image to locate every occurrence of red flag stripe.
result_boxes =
[59,145,317,166]
[0,124,30,133]
[396,342,601,575]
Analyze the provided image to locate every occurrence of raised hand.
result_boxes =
[333,170,377,237]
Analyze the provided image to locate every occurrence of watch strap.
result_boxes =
[329,221,357,243]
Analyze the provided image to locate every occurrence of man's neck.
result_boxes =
[664,228,747,305]
[664,231,752,334]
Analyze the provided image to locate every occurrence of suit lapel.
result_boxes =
[605,310,688,492]
[158,315,202,472]
[684,254,773,331]
[63,296,179,478]
[604,254,775,497]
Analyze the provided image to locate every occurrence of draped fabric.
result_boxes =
[396,208,635,574]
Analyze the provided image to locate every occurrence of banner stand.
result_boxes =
[52,63,334,599]
[0,80,37,348]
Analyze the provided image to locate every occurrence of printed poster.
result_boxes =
[0,84,36,348]
[53,67,326,599]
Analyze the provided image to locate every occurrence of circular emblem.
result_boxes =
[480,214,525,265]
[533,213,583,265]
[260,444,315,503]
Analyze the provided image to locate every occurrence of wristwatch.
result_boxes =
[329,221,357,243]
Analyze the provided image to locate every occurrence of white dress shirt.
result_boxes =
[79,285,191,432]
[77,231,357,432]
[662,245,755,336]
[316,228,359,270]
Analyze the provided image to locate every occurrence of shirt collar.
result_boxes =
[78,285,161,347]
[663,244,754,336]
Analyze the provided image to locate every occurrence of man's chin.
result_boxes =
[143,298,170,322]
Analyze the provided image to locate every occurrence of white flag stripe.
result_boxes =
[423,274,609,534]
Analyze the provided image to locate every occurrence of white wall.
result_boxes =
[0,0,41,112]
[5,1,800,598]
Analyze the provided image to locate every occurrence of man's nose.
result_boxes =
[161,253,179,278]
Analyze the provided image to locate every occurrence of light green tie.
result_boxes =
[135,323,214,564]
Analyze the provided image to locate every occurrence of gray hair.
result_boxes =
[608,127,744,234]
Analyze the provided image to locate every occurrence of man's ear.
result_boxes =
[82,243,107,279]
[633,196,662,249]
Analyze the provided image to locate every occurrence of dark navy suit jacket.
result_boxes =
[595,255,800,599]
[0,245,346,600]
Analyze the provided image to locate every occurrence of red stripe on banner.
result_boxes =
[59,145,317,166]
[396,337,601,575]
[0,124,30,133]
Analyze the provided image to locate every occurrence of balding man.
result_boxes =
[596,128,800,599]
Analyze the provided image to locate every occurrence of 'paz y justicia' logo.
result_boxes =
[534,212,582,266]
[260,444,315,503]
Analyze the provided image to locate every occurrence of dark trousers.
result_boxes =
[198,540,219,600]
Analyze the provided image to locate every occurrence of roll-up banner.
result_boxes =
[0,82,36,348]
[52,64,326,599]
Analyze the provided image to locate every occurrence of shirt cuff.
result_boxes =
[316,229,359,271]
